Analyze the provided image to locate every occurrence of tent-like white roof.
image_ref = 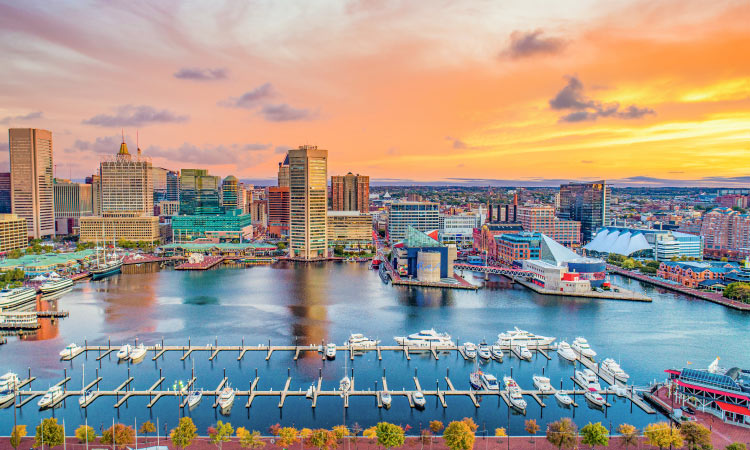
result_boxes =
[584,228,652,256]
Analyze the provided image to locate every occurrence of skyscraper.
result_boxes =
[558,180,610,242]
[151,167,169,203]
[331,172,369,213]
[54,180,93,234]
[166,170,180,202]
[0,172,10,214]
[9,128,55,238]
[221,175,239,211]
[267,186,290,237]
[179,169,220,215]
[289,145,328,259]
[85,174,102,216]
[100,138,153,215]
[277,154,290,187]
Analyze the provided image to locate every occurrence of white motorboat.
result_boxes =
[554,390,573,406]
[600,358,629,383]
[491,344,504,360]
[306,385,314,399]
[572,337,596,359]
[497,327,555,347]
[514,344,532,360]
[481,373,500,390]
[394,329,452,350]
[0,287,37,310]
[59,343,82,359]
[217,386,235,415]
[79,390,96,407]
[557,341,577,361]
[503,376,527,411]
[412,391,426,408]
[575,369,602,390]
[381,391,392,408]
[533,375,553,392]
[478,342,491,360]
[339,376,351,394]
[326,343,337,360]
[609,385,628,397]
[0,372,19,391]
[117,344,132,361]
[38,385,63,409]
[585,389,605,407]
[463,342,477,359]
[469,369,482,390]
[187,390,202,409]
[348,333,380,348]
[128,344,148,363]
[0,388,15,407]
[39,275,74,294]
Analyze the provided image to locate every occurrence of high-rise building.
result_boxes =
[331,172,369,213]
[277,154,290,187]
[327,211,373,248]
[85,174,102,216]
[166,170,179,202]
[388,201,440,242]
[0,172,10,214]
[179,169,220,215]
[267,186,290,237]
[558,180,610,242]
[9,128,55,238]
[54,180,93,234]
[221,175,239,211]
[0,213,28,252]
[100,138,153,215]
[700,207,750,258]
[288,145,328,259]
[250,199,267,227]
[517,204,581,246]
[151,167,171,203]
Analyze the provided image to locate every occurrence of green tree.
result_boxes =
[170,417,198,450]
[35,418,65,449]
[643,423,682,450]
[307,429,338,450]
[725,444,747,450]
[237,428,266,449]
[139,420,156,443]
[100,423,135,449]
[277,426,300,448]
[494,428,506,437]
[580,422,609,449]
[10,425,27,450]
[376,422,405,450]
[332,425,349,442]
[429,421,444,434]
[546,418,577,450]
[616,424,639,450]
[209,421,235,450]
[525,419,540,443]
[443,420,476,450]
[679,422,712,450]
[75,425,97,443]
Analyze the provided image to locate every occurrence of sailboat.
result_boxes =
[91,231,122,280]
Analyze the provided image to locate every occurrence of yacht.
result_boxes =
[554,390,573,406]
[306,385,315,399]
[491,344,504,361]
[481,373,500,391]
[348,333,380,348]
[79,390,96,407]
[381,391,392,408]
[575,369,601,390]
[557,341,577,362]
[38,385,63,409]
[412,391,426,409]
[503,376,527,411]
[394,329,452,350]
[585,389,605,407]
[217,386,235,415]
[478,342,491,360]
[128,344,148,363]
[463,342,477,359]
[0,287,37,310]
[0,388,15,407]
[469,369,482,390]
[59,343,82,359]
[39,275,74,294]
[600,358,629,383]
[186,390,202,409]
[497,327,555,347]
[572,337,596,359]
[0,372,19,391]
[514,344,532,360]
[533,375,553,392]
[117,344,132,361]
[326,343,337,360]
[339,375,351,394]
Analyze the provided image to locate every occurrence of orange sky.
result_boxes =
[0,0,748,185]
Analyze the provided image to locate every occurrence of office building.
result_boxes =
[166,170,179,201]
[473,222,524,254]
[100,138,153,215]
[8,128,55,238]
[171,209,253,243]
[327,211,373,248]
[221,175,239,211]
[0,172,10,214]
[152,167,169,203]
[558,180,610,242]
[289,145,328,260]
[156,201,180,217]
[0,213,28,253]
[85,174,102,216]
[517,204,581,245]
[179,169,220,215]
[250,199,267,227]
[700,207,750,259]
[331,172,370,213]
[79,213,160,244]
[388,201,440,242]
[53,180,93,235]
[277,154,290,187]
[267,186,290,237]
[439,213,480,248]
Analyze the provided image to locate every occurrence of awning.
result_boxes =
[715,401,750,416]
[677,380,750,401]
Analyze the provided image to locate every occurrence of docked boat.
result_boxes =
[554,390,573,406]
[217,386,235,414]
[90,259,123,280]
[463,342,477,359]
[305,385,314,399]
[39,275,74,294]
[481,373,500,391]
[478,342,491,360]
[572,337,596,359]
[59,343,82,358]
[533,375,553,392]
[117,344,132,361]
[0,287,37,310]
[557,341,577,361]
[326,343,337,359]
[514,344,532,360]
[600,358,629,383]
[575,369,602,390]
[187,390,203,409]
[38,385,63,409]
[497,327,555,347]
[381,391,392,408]
[469,369,482,390]
[0,373,19,391]
[412,391,426,409]
[348,333,380,348]
[491,344,504,361]
[339,375,351,394]
[0,388,15,407]
[128,344,148,363]
[585,389,605,407]
[79,390,96,407]
[503,376,527,411]
[394,329,452,350]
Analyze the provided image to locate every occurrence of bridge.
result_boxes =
[454,263,532,279]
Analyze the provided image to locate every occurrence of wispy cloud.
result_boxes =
[445,136,467,149]
[146,142,272,165]
[82,105,189,127]
[219,83,275,109]
[260,104,317,122]
[550,76,655,122]
[173,67,228,81]
[503,29,565,59]
[0,111,43,125]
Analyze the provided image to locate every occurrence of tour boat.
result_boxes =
[187,390,202,409]
[463,342,477,359]
[491,344,504,361]
[481,373,500,391]
[600,358,629,383]
[478,341,491,360]
[348,333,380,348]
[394,329,452,350]
[585,389,605,407]
[496,327,555,347]
[37,385,63,409]
[128,344,148,363]
[575,369,601,390]
[59,343,82,359]
[381,391,392,408]
[514,344,532,360]
[0,287,37,310]
[306,385,314,399]
[117,344,132,361]
[469,369,482,390]
[572,337,596,359]
[533,375,553,392]
[412,391,426,409]
[0,372,19,391]
[554,390,573,406]
[557,341,577,362]
[326,343,337,360]
[503,376,527,411]
[39,275,74,294]
[218,386,235,415]
[79,390,96,407]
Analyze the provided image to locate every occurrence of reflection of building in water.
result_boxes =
[283,262,330,372]
[23,295,60,341]
[92,271,159,332]
[121,261,161,275]
[396,286,454,308]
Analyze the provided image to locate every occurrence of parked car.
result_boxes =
[681,405,696,415]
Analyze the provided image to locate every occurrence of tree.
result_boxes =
[300,429,314,440]
[75,425,97,444]
[362,427,377,441]
[580,422,609,449]
[277,427,300,448]
[171,417,198,450]
[679,422,712,450]
[443,420,476,450]
[376,422,405,450]
[332,426,349,442]
[525,419,540,443]
[101,424,135,449]
[643,423,682,450]
[307,429,338,450]
[237,428,266,449]
[546,418,577,450]
[209,421,235,450]
[35,418,65,449]
[10,425,27,450]
[494,429,506,437]
[616,424,639,450]
[725,444,746,450]
[139,421,156,437]
[429,421,444,434]
[269,423,282,436]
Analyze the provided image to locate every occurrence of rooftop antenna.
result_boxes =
[121,128,125,143]
[136,130,142,156]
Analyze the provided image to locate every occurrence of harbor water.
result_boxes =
[1,262,748,434]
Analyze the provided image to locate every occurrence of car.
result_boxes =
[681,405,696,415]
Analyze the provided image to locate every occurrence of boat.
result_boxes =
[90,259,123,280]
[412,391,426,409]
[0,372,18,392]
[478,341,491,360]
[609,385,628,397]
[600,358,629,383]
[585,389,605,407]
[59,343,82,358]
[557,341,577,361]
[78,390,95,407]
[463,342,477,359]
[0,388,15,407]
[37,385,63,409]
[117,344,132,361]
[0,287,37,310]
[503,376,527,411]
[217,386,235,414]
[394,329,452,350]
[187,390,202,409]
[533,375,553,392]
[572,337,596,359]
[381,391,392,408]
[491,344,504,361]
[39,275,74,294]
[514,344,532,360]
[339,375,351,394]
[554,390,573,406]
[481,373,500,390]
[305,385,314,399]
[325,343,337,359]
[497,327,555,347]
[469,369,482,390]
[348,333,380,349]
[575,369,601,390]
[128,344,147,363]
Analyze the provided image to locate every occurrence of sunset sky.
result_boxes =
[1,0,749,186]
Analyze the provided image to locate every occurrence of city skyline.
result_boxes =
[0,1,749,186]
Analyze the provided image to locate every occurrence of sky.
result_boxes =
[0,0,749,186]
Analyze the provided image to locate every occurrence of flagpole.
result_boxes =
[85,417,89,450]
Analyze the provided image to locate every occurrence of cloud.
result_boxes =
[274,145,290,154]
[0,111,43,124]
[504,29,565,59]
[260,104,317,122]
[550,76,655,122]
[146,142,272,165]
[445,136,467,149]
[581,160,595,164]
[173,67,228,81]
[68,135,122,154]
[82,105,189,127]
[219,83,275,109]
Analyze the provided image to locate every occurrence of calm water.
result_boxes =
[1,262,748,435]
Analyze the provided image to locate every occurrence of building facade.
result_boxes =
[100,139,153,215]
[0,213,27,253]
[179,169,221,215]
[53,180,93,235]
[331,172,370,213]
[327,211,373,248]
[657,261,738,288]
[221,175,239,211]
[277,154,290,187]
[0,172,10,214]
[700,207,750,259]
[493,232,542,264]
[585,226,704,261]
[79,214,160,244]
[387,201,440,242]
[85,174,102,216]
[171,210,253,243]
[289,145,328,259]
[267,186,290,237]
[517,204,581,245]
[439,213,480,248]
[9,128,55,238]
[558,180,610,243]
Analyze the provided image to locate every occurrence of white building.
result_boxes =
[388,201,439,242]
[439,213,480,248]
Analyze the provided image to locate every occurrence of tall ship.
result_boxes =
[39,274,74,294]
[496,327,555,347]
[0,287,37,310]
[90,238,122,280]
